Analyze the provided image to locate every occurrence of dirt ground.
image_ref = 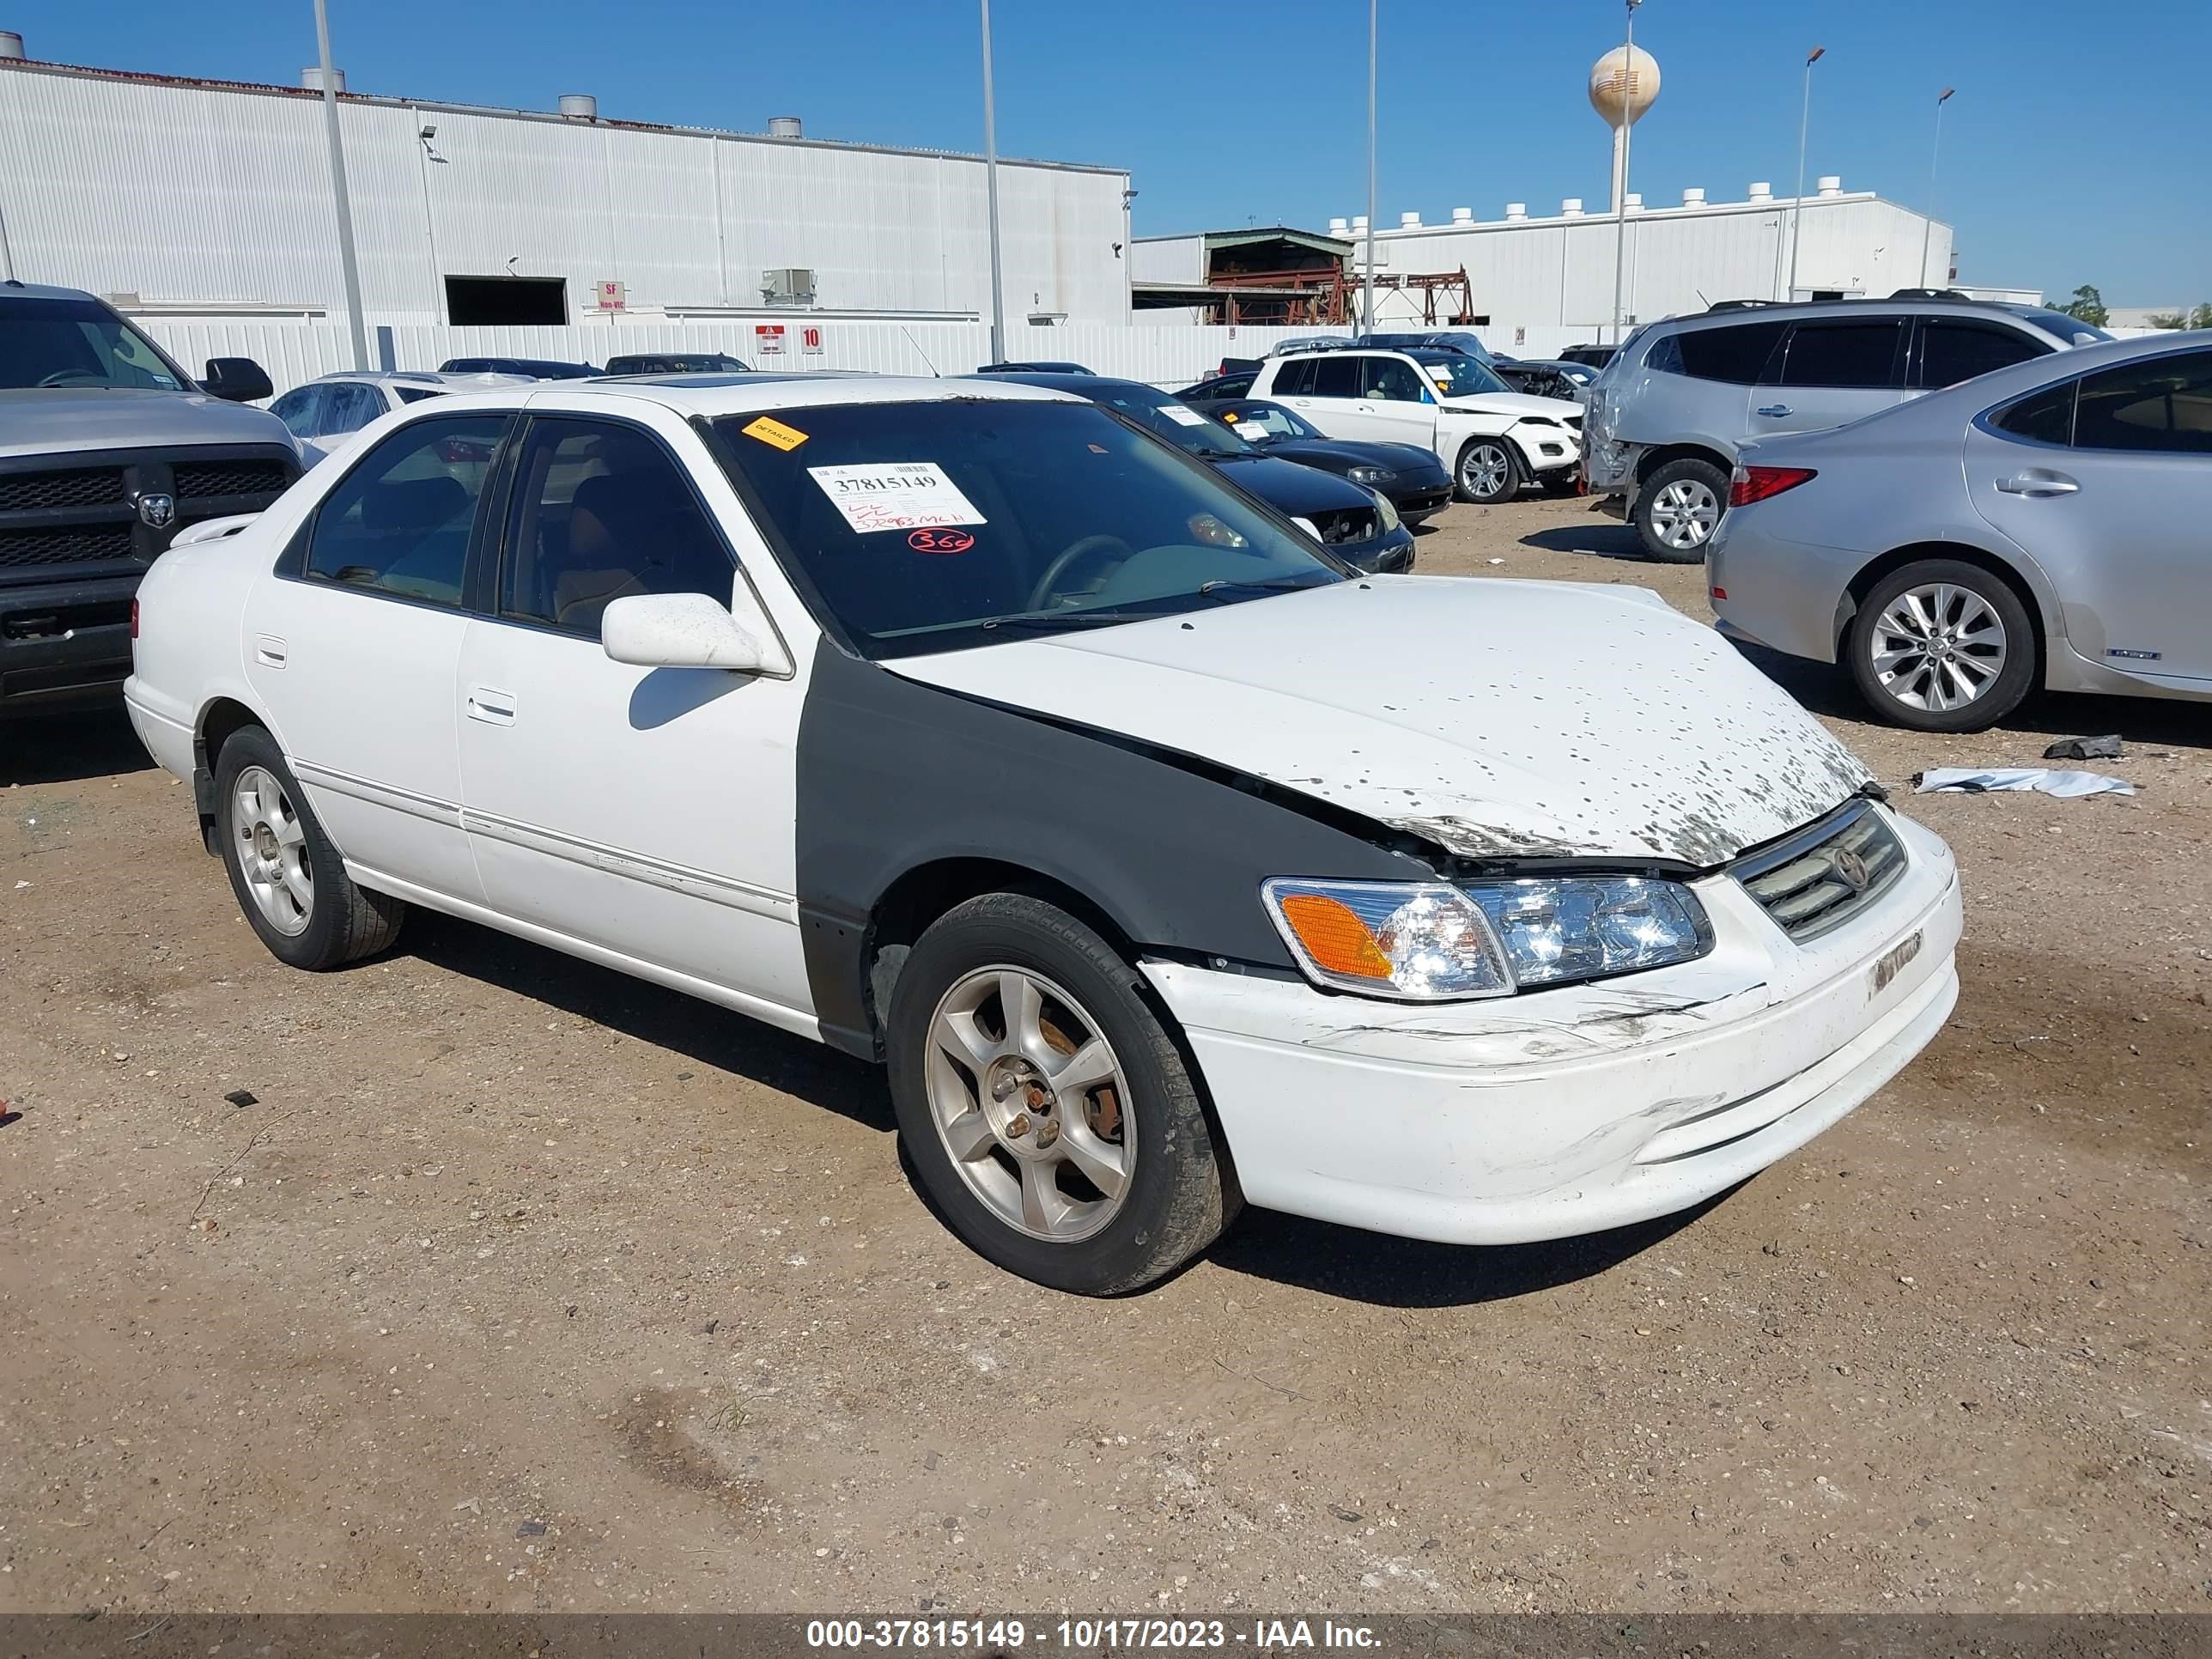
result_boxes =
[3,493,2208,1619]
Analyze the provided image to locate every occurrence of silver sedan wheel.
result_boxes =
[1869,583,2010,713]
[232,765,313,937]
[925,965,1133,1243]
[1460,441,1511,501]
[1648,477,1721,550]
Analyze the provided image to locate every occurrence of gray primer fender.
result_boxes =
[793,640,1435,1057]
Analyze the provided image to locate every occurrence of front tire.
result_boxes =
[1846,560,2036,732]
[214,725,404,969]
[885,892,1237,1295]
[1634,457,1729,562]
[1455,436,1524,504]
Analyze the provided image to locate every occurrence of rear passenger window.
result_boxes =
[1919,323,2045,388]
[1311,356,1362,398]
[2071,350,2212,454]
[500,418,736,639]
[1675,322,1786,384]
[1271,358,1316,397]
[1993,380,2075,446]
[1773,321,1905,388]
[304,414,506,606]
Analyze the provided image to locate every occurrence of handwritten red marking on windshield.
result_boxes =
[908,528,975,555]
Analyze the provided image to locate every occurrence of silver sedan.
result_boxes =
[1709,331,2212,730]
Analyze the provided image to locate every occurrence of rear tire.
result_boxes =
[1846,559,2037,732]
[1634,457,1729,562]
[214,725,404,969]
[1455,436,1524,504]
[885,892,1237,1295]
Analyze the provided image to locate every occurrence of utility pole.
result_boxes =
[1363,0,1377,331]
[1920,87,1955,287]
[980,0,1006,364]
[313,0,369,370]
[1787,44,1824,303]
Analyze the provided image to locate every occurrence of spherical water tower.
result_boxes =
[1589,42,1660,212]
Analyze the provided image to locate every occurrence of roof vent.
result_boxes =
[1748,180,1773,202]
[1623,192,1644,211]
[1504,202,1528,222]
[557,93,598,120]
[768,115,804,139]
[1680,186,1705,207]
[1351,215,1369,231]
[1399,211,1421,228]
[1817,174,1843,197]
[1561,198,1585,217]
[1328,216,1350,234]
[0,31,24,60]
[1450,206,1473,223]
[301,65,345,92]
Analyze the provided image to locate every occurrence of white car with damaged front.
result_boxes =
[123,373,1960,1296]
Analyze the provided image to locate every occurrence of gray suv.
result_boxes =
[1583,299,2102,561]
[1,283,298,713]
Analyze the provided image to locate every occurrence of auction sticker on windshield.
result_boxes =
[807,462,988,534]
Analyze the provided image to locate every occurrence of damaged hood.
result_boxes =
[892,575,1875,866]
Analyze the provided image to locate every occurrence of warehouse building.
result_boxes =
[1134,179,1960,343]
[0,40,1134,328]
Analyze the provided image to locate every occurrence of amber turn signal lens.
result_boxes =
[1275,893,1394,980]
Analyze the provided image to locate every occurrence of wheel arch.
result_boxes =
[191,694,275,854]
[1632,441,1732,484]
[1836,542,2051,679]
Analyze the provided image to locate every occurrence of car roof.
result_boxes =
[1654,297,2075,338]
[976,372,1160,398]
[419,374,1085,418]
[0,279,108,304]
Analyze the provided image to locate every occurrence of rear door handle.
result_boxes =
[254,634,287,668]
[1996,472,2080,496]
[465,684,516,726]
[1755,404,1793,417]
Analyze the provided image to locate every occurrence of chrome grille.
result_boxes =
[1733,801,1907,942]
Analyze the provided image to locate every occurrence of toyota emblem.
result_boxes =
[1831,848,1871,892]
[135,491,176,530]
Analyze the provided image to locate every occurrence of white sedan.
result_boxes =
[270,369,529,467]
[125,374,1960,1294]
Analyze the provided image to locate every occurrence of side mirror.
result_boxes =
[203,357,274,403]
[601,591,792,677]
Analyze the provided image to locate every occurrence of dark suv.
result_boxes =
[1582,299,2102,560]
[1,283,298,712]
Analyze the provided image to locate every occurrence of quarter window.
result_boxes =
[1270,358,1316,397]
[1674,321,1786,385]
[1773,320,1905,388]
[499,418,736,639]
[1992,380,2076,447]
[302,414,506,606]
[2071,351,2212,454]
[1918,322,2045,388]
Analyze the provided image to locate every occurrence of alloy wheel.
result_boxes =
[925,965,1133,1243]
[1868,583,2010,713]
[1462,442,1511,501]
[1648,478,1720,550]
[232,765,313,936]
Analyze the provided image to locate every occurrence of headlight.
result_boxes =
[1367,488,1401,532]
[1261,876,1711,1002]
[1346,465,1397,485]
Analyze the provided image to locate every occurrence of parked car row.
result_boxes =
[121,368,1966,1297]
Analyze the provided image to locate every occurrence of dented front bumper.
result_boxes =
[1143,811,1962,1247]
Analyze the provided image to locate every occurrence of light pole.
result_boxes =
[1919,86,1955,287]
[312,0,369,369]
[1786,44,1824,303]
[1362,0,1377,332]
[1609,0,1643,345]
[980,0,1006,364]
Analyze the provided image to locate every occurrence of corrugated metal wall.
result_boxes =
[0,60,1133,325]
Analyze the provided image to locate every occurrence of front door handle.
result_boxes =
[1756,404,1793,417]
[465,685,516,726]
[1996,472,2081,496]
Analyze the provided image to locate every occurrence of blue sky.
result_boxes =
[10,0,2208,306]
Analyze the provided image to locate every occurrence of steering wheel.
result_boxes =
[1026,533,1133,611]
[38,370,109,388]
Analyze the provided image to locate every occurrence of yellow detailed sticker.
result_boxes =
[741,416,809,451]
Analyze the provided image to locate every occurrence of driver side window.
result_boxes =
[498,418,738,640]
[1363,357,1426,402]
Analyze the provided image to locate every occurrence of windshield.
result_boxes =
[712,398,1348,659]
[1215,401,1319,441]
[1414,353,1510,398]
[2018,309,2112,345]
[0,297,189,392]
[1079,383,1252,458]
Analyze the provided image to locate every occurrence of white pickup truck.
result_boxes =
[1247,345,1583,504]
